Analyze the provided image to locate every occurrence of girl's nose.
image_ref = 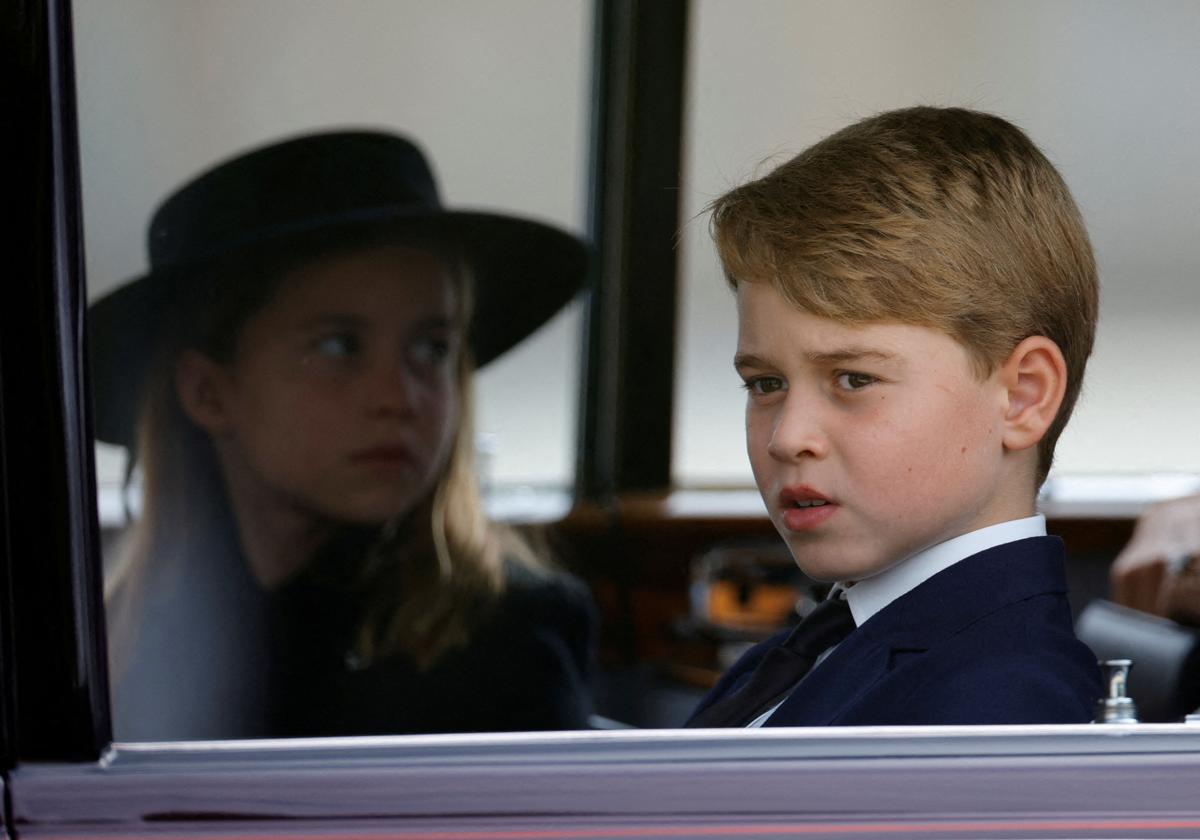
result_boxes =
[367,359,417,417]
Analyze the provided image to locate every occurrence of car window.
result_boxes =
[76,0,595,741]
[16,12,1200,840]
[79,1,591,505]
[72,0,1200,745]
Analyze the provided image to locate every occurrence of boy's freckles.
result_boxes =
[735,282,1029,583]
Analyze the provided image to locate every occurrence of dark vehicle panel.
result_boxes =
[2,0,110,766]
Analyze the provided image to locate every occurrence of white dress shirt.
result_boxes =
[746,514,1047,727]
[843,514,1047,626]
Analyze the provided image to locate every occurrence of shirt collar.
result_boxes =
[841,514,1047,627]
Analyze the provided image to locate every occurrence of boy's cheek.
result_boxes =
[743,419,772,466]
[744,427,772,492]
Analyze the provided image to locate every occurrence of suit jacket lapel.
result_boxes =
[766,630,893,725]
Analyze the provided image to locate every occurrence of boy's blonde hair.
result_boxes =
[711,106,1098,483]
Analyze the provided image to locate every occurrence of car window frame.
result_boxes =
[7,2,1200,837]
[3,0,110,767]
[7,1,1200,835]
[3,0,691,764]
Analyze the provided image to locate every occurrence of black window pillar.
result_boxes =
[577,0,689,503]
[1,0,111,763]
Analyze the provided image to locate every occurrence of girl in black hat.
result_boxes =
[93,131,596,740]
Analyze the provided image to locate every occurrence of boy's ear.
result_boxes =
[175,350,235,436]
[999,336,1067,453]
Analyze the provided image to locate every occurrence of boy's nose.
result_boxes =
[766,396,829,461]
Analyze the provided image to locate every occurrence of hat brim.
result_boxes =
[88,208,591,450]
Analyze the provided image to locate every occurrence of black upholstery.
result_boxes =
[1076,599,1200,722]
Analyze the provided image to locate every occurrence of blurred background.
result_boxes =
[76,1,1200,511]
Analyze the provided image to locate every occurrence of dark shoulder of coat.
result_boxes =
[270,555,598,737]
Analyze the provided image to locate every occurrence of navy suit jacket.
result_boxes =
[687,536,1101,727]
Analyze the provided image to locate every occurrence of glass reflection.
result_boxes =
[93,131,594,740]
[77,2,594,739]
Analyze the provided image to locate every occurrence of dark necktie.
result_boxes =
[687,596,856,728]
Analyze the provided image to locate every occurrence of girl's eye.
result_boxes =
[836,371,876,391]
[313,332,359,360]
[409,334,455,367]
[743,376,785,396]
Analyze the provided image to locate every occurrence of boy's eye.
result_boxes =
[743,375,785,395]
[836,371,876,391]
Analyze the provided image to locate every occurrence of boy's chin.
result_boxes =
[790,557,847,584]
[788,550,890,584]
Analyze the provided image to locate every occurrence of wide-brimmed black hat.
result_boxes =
[88,130,590,449]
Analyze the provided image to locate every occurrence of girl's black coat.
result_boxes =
[111,530,596,740]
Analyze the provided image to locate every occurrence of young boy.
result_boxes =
[686,107,1102,728]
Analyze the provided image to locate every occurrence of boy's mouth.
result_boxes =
[779,485,832,506]
[778,486,837,531]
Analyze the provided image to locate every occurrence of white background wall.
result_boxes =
[77,1,1200,496]
[676,0,1200,486]
[75,0,592,491]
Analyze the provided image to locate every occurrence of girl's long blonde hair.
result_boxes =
[106,229,539,675]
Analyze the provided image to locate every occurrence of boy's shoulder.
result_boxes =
[692,536,1101,727]
[856,535,1071,645]
[842,535,1101,724]
[824,535,1098,725]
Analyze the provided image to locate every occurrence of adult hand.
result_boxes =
[1110,494,1200,616]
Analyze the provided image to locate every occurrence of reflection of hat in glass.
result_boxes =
[89,130,591,449]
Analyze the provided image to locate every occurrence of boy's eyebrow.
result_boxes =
[732,352,770,372]
[805,347,902,367]
[733,347,903,372]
